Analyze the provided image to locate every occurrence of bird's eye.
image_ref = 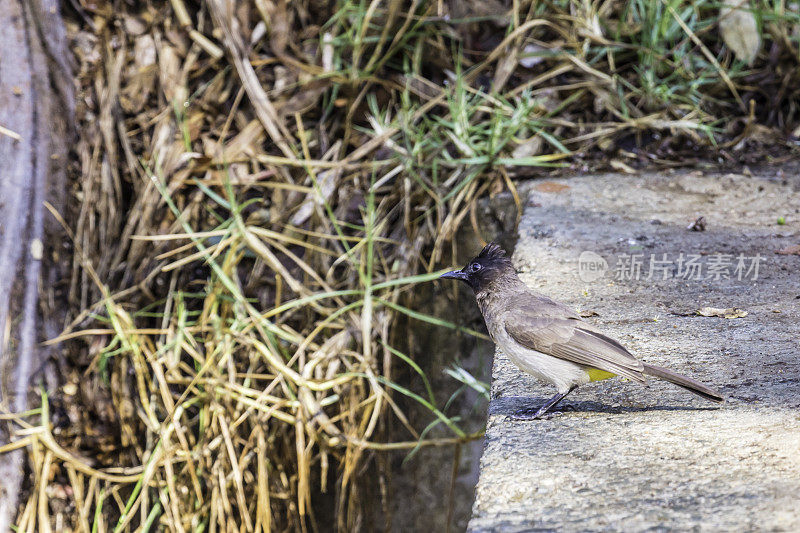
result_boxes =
[469,263,482,273]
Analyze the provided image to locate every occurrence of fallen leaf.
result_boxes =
[491,46,518,92]
[291,169,340,225]
[697,307,748,319]
[719,0,761,65]
[776,244,800,255]
[534,181,570,193]
[519,44,547,68]
[598,137,614,151]
[512,135,542,159]
[687,216,707,231]
[609,159,636,174]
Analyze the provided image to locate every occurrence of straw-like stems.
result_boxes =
[6,0,798,530]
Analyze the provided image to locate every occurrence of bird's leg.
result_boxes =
[511,386,577,420]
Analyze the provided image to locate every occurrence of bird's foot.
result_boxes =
[509,389,577,421]
[509,407,561,421]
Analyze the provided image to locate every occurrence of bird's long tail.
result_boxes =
[642,363,724,403]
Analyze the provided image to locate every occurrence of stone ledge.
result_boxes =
[468,170,800,532]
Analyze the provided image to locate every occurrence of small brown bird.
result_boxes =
[441,243,723,419]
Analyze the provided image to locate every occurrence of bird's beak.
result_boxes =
[440,269,469,282]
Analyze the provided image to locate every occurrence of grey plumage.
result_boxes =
[441,243,723,419]
[640,363,723,403]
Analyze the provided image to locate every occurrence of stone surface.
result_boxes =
[468,170,800,532]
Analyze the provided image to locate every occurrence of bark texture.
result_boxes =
[0,0,72,527]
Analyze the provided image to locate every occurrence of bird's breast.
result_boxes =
[490,319,590,392]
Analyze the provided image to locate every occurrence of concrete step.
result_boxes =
[468,170,800,532]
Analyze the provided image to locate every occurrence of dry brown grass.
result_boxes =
[1,0,799,531]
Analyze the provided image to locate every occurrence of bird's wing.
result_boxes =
[504,310,646,383]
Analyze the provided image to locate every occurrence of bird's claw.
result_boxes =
[509,402,576,420]
[509,409,560,421]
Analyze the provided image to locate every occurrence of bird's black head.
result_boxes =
[440,243,514,292]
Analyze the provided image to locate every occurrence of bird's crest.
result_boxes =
[477,242,506,261]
